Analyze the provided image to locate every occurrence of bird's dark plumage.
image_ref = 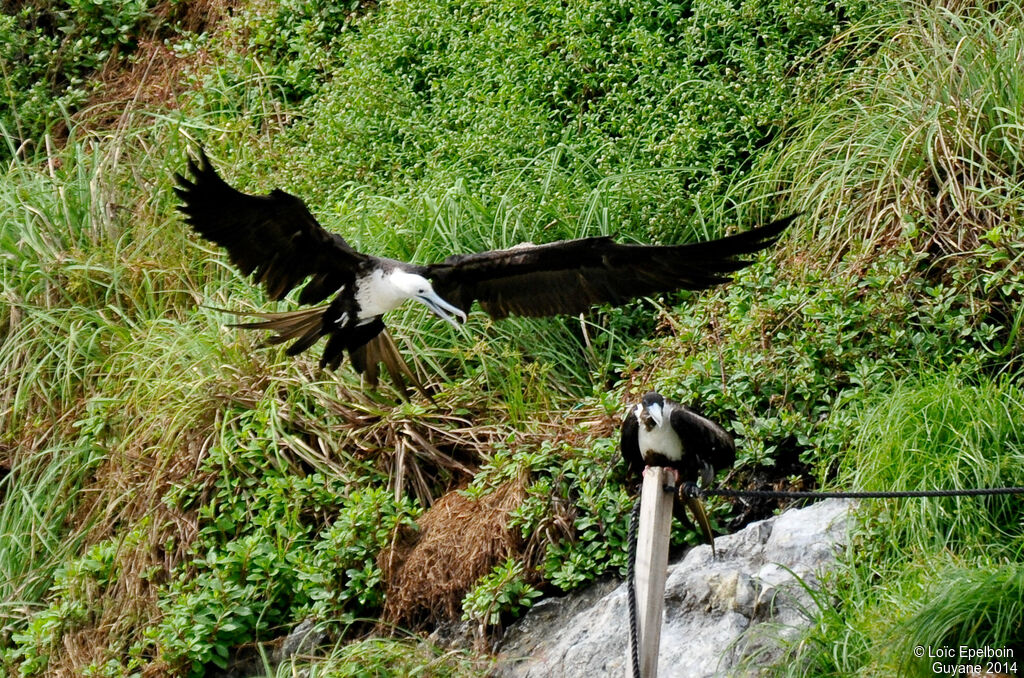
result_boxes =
[620,392,736,553]
[175,150,795,383]
[621,393,735,480]
[426,216,793,319]
[175,151,367,305]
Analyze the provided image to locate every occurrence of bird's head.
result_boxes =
[390,270,468,327]
[635,391,666,431]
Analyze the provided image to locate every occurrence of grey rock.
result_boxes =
[214,618,324,678]
[275,617,326,662]
[494,499,853,678]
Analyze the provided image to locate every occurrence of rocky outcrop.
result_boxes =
[494,498,853,677]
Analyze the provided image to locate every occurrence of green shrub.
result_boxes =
[5,540,117,676]
[0,1,157,156]
[150,482,421,675]
[148,404,421,675]
[467,435,637,593]
[241,0,374,101]
[262,0,874,238]
[461,559,542,633]
[623,230,1022,477]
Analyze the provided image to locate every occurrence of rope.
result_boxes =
[626,497,641,678]
[684,484,1024,500]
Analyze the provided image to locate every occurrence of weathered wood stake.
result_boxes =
[628,466,675,678]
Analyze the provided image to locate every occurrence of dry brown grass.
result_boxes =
[69,0,240,134]
[82,38,201,127]
[277,376,532,507]
[378,478,528,632]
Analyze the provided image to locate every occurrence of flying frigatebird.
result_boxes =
[175,151,795,386]
[620,391,736,554]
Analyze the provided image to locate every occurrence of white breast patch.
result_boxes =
[354,269,408,318]
[637,415,683,461]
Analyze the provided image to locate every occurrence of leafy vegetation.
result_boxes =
[2,0,1024,675]
[0,0,166,154]
[461,558,542,635]
[274,0,875,241]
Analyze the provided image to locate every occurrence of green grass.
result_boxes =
[0,444,102,628]
[760,374,1024,677]
[840,374,1024,553]
[743,1,1024,256]
[270,636,489,678]
[896,564,1024,672]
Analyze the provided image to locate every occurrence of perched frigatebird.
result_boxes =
[175,151,795,385]
[620,392,735,554]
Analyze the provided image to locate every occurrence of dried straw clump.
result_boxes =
[379,478,527,629]
[73,0,240,132]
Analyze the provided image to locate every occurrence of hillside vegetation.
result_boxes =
[2,0,1023,675]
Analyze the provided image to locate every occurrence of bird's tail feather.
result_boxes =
[205,305,432,400]
[683,494,717,557]
[352,331,432,400]
[207,305,330,348]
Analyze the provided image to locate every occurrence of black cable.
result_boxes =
[626,496,642,678]
[687,485,1024,500]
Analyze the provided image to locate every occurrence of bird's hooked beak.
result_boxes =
[416,289,468,327]
[639,402,664,430]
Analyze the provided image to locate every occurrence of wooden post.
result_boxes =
[628,466,675,678]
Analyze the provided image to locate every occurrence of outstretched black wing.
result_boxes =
[425,214,796,319]
[175,150,368,304]
[669,404,736,482]
[619,408,646,477]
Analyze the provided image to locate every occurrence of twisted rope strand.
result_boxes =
[626,497,642,678]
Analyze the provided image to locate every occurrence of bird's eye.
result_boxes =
[418,288,426,294]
